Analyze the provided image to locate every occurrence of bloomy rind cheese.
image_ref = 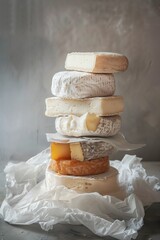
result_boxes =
[45,96,124,117]
[65,52,128,73]
[51,71,115,99]
[55,113,121,137]
[49,157,109,176]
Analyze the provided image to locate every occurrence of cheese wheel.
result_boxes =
[51,71,115,99]
[46,165,126,199]
[65,52,128,73]
[55,113,121,137]
[50,157,109,176]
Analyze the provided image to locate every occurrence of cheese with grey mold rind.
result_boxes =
[65,52,128,73]
[70,141,114,161]
[51,71,115,99]
[55,113,121,137]
[45,96,124,117]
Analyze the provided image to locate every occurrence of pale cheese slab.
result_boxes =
[45,96,124,117]
[65,52,128,73]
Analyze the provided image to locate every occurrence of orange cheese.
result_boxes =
[50,157,109,176]
[50,141,113,162]
[51,143,70,160]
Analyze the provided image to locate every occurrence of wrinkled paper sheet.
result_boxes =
[0,148,160,240]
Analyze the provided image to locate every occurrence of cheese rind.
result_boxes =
[51,71,115,98]
[45,96,124,117]
[50,141,114,162]
[55,113,121,137]
[46,165,125,198]
[70,141,114,161]
[49,157,109,176]
[65,52,128,73]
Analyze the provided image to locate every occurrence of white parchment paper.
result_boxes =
[46,132,145,151]
[0,149,160,240]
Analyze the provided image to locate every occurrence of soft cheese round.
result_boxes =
[51,71,115,98]
[55,113,121,137]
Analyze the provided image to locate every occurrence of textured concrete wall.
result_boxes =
[0,0,160,163]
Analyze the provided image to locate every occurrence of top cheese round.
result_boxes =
[51,71,115,99]
[65,52,129,73]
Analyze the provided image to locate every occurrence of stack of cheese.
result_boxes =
[45,52,128,196]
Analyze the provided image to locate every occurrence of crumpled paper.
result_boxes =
[0,149,160,240]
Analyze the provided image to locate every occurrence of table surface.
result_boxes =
[0,161,160,240]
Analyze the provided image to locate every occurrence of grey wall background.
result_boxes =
[0,0,160,165]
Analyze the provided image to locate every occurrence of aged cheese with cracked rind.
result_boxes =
[50,141,114,162]
[55,113,121,137]
[51,71,115,99]
[45,96,124,117]
[70,142,113,161]
[65,52,128,73]
[49,157,109,176]
[46,165,125,198]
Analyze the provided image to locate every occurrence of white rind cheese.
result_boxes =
[45,96,124,117]
[65,52,129,73]
[55,113,121,137]
[51,71,115,99]
[46,165,125,198]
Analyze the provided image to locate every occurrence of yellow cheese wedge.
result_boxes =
[50,141,114,162]
[51,143,70,161]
